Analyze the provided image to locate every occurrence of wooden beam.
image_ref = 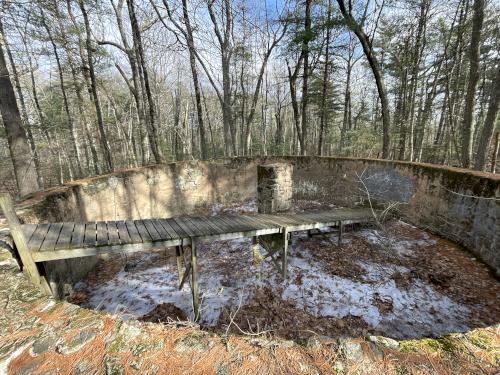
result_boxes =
[175,245,185,283]
[282,227,289,279]
[190,238,200,321]
[338,220,344,246]
[0,194,51,295]
[179,261,192,290]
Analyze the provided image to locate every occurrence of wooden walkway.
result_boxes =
[1,193,376,318]
[20,208,375,262]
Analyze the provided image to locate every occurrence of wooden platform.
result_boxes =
[20,208,375,263]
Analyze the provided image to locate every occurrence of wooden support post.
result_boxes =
[282,227,289,279]
[338,220,344,246]
[175,245,185,284]
[190,238,200,321]
[0,194,51,295]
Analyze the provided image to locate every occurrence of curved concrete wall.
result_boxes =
[18,157,500,277]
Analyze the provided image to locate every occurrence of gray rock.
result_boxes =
[174,334,213,353]
[32,334,59,355]
[367,335,400,350]
[368,342,385,360]
[57,330,96,355]
[338,338,363,361]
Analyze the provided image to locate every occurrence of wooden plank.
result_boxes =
[217,215,254,232]
[184,217,212,236]
[28,224,51,252]
[338,221,344,246]
[227,215,258,230]
[198,216,226,235]
[260,214,297,227]
[143,219,162,241]
[173,217,200,237]
[151,219,171,240]
[84,222,96,247]
[247,215,282,230]
[135,220,152,242]
[165,218,189,239]
[71,223,85,248]
[238,215,270,229]
[210,215,243,233]
[205,216,234,233]
[96,221,108,246]
[32,238,183,262]
[116,221,131,244]
[55,222,74,250]
[190,239,199,320]
[282,227,289,279]
[0,194,49,295]
[107,221,121,246]
[40,223,63,252]
[125,220,142,243]
[157,219,180,240]
[21,224,38,243]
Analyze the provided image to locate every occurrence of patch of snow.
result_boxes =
[211,199,257,215]
[280,250,469,338]
[357,228,436,256]
[76,216,469,339]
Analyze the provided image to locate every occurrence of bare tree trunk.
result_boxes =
[66,0,101,175]
[336,0,391,159]
[474,63,500,170]
[0,19,43,187]
[78,0,114,172]
[207,0,236,156]
[181,0,208,160]
[127,0,163,164]
[40,10,81,178]
[318,0,332,156]
[300,0,312,156]
[340,35,354,154]
[490,132,499,173]
[0,41,39,196]
[461,0,484,168]
[287,58,304,154]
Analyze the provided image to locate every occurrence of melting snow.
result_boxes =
[75,216,470,339]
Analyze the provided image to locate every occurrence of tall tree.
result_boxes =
[300,0,312,155]
[0,34,40,196]
[336,0,391,158]
[181,0,208,159]
[317,0,333,156]
[127,0,163,164]
[78,0,114,172]
[474,62,500,170]
[461,0,485,168]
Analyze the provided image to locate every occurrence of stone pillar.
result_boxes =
[257,163,293,214]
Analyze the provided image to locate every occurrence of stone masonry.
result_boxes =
[257,163,293,214]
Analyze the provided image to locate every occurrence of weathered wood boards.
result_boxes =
[0,195,52,295]
[18,208,374,262]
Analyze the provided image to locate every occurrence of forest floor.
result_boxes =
[1,199,499,374]
[71,200,500,341]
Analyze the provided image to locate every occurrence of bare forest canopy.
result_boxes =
[0,0,499,197]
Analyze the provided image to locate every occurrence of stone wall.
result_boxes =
[18,160,257,223]
[15,157,500,289]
